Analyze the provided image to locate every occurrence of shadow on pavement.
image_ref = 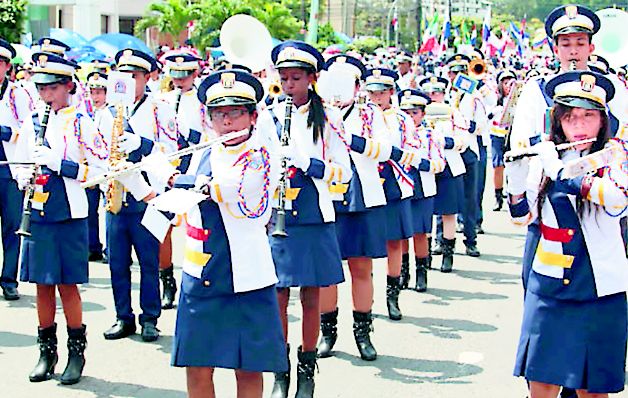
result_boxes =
[64,376,186,397]
[333,352,482,384]
[474,253,523,265]
[482,230,526,240]
[453,270,520,285]
[373,315,497,340]
[85,277,140,291]
[0,331,35,347]
[414,288,508,306]
[2,294,106,312]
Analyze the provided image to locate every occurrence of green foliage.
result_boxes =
[493,0,626,21]
[348,36,384,54]
[135,0,199,46]
[0,0,28,44]
[314,22,342,50]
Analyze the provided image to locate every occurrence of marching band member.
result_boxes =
[511,5,627,148]
[398,89,445,291]
[0,39,33,301]
[121,68,286,398]
[421,76,470,272]
[507,70,628,398]
[99,48,178,343]
[85,71,108,262]
[395,52,418,90]
[317,55,389,361]
[489,69,517,212]
[155,53,211,311]
[15,52,108,384]
[364,67,418,320]
[259,41,351,398]
[446,54,487,257]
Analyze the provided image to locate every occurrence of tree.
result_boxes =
[0,0,28,44]
[135,0,200,47]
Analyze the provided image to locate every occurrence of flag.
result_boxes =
[461,22,470,45]
[440,9,451,52]
[531,34,549,49]
[392,8,398,31]
[453,26,461,47]
[482,6,491,42]
[509,21,524,56]
[470,24,478,46]
[419,14,440,54]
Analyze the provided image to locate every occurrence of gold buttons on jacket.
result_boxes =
[40,211,45,216]
[567,230,574,236]
[563,279,570,285]
[292,211,298,216]
[203,280,211,287]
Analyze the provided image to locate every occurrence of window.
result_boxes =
[119,17,141,35]
[101,15,110,34]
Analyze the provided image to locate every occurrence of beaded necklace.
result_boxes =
[234,146,271,219]
[359,104,374,138]
[73,114,108,160]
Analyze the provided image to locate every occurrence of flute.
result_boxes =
[504,138,596,163]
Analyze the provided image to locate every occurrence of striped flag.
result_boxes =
[482,6,491,42]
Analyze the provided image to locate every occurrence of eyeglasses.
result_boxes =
[209,108,248,121]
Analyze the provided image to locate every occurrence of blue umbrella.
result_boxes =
[66,45,108,63]
[335,32,353,44]
[89,33,154,58]
[50,28,90,49]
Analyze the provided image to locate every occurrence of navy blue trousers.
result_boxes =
[460,150,479,246]
[476,139,488,226]
[86,187,103,254]
[0,178,23,288]
[107,211,160,326]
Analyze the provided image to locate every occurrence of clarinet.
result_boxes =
[17,104,52,237]
[175,88,183,114]
[271,96,293,238]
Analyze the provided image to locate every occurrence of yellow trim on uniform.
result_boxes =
[490,126,508,136]
[366,140,374,157]
[286,187,301,200]
[327,166,336,184]
[373,142,381,159]
[329,183,348,194]
[81,165,89,182]
[554,90,604,106]
[32,191,50,203]
[512,212,533,226]
[213,184,223,203]
[184,248,212,266]
[170,159,182,167]
[597,180,604,205]
[337,167,343,183]
[535,242,575,268]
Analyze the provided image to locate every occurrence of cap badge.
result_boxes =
[336,56,346,64]
[580,74,596,92]
[455,55,462,61]
[38,54,48,68]
[403,90,411,98]
[43,39,51,45]
[221,72,236,89]
[430,76,438,84]
[590,55,598,63]
[565,5,578,19]
[122,49,133,61]
[175,56,184,65]
[279,48,297,62]
[372,69,382,78]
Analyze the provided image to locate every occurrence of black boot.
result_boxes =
[400,253,410,289]
[160,265,178,310]
[295,346,317,398]
[317,309,337,358]
[386,276,402,321]
[415,257,428,292]
[60,325,87,385]
[427,237,433,269]
[271,344,290,398]
[441,238,455,273]
[493,188,504,211]
[352,311,377,361]
[560,387,578,398]
[29,323,58,382]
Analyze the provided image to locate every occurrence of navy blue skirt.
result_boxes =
[491,135,506,167]
[270,223,344,288]
[172,282,288,372]
[20,219,88,285]
[433,171,464,215]
[514,291,627,393]
[384,199,413,241]
[335,206,387,260]
[410,197,434,234]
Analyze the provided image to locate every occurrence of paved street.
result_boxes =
[0,194,626,398]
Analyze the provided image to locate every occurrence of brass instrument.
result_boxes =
[105,104,126,214]
[17,104,51,237]
[81,130,249,188]
[569,60,578,71]
[268,80,283,97]
[469,58,487,78]
[504,138,597,163]
[271,96,293,238]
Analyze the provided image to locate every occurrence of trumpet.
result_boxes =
[268,80,283,97]
[469,58,487,78]
[504,138,597,163]
[271,96,293,238]
[17,104,52,237]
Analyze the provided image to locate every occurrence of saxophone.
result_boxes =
[105,104,126,214]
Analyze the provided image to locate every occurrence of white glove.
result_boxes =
[535,141,563,181]
[280,144,310,171]
[32,145,61,173]
[140,151,178,187]
[15,167,31,190]
[117,169,153,201]
[118,131,142,154]
[505,158,529,196]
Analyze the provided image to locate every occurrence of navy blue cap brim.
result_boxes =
[365,83,394,91]
[206,96,257,108]
[32,73,71,85]
[169,69,194,78]
[554,96,605,111]
[275,60,317,71]
[554,25,594,36]
[449,65,467,72]
[118,65,150,73]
